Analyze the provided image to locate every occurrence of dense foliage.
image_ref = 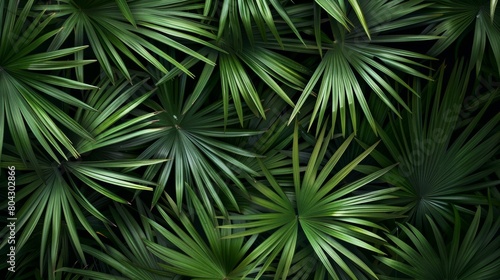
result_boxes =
[1,0,499,279]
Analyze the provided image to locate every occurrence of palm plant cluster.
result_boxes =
[1,0,499,279]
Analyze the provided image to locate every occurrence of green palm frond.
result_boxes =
[377,206,500,279]
[0,0,96,165]
[426,0,500,74]
[57,199,175,280]
[140,190,262,279]
[0,148,164,280]
[158,1,313,125]
[0,75,166,280]
[36,0,220,82]
[125,73,262,215]
[2,1,500,279]
[217,45,309,124]
[362,61,500,228]
[213,0,305,48]
[289,0,438,135]
[220,121,402,279]
[315,0,370,38]
[235,90,316,178]
[166,42,310,125]
[73,76,163,155]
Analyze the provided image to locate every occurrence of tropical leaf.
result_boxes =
[426,0,500,74]
[36,0,220,82]
[0,75,166,280]
[140,189,263,279]
[160,0,313,124]
[213,0,305,48]
[123,71,261,215]
[377,206,500,279]
[314,0,370,38]
[359,61,500,229]
[2,1,500,279]
[57,199,176,280]
[0,0,96,166]
[161,42,310,125]
[289,0,438,135]
[235,90,316,178]
[220,121,402,279]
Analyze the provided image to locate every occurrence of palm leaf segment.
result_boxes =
[57,199,176,280]
[222,122,401,279]
[290,0,437,136]
[37,0,220,82]
[427,0,500,74]
[201,2,311,125]
[378,207,500,279]
[0,0,96,166]
[145,191,264,280]
[130,74,262,215]
[58,194,262,280]
[0,76,166,280]
[366,61,500,229]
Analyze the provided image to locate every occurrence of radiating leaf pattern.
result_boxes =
[378,207,500,279]
[1,0,499,279]
[220,122,401,279]
[426,0,500,74]
[290,0,438,135]
[359,62,500,229]
[0,75,165,279]
[0,0,96,165]
[37,0,220,81]
[127,73,261,215]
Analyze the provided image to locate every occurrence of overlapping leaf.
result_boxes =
[0,76,166,280]
[289,0,438,135]
[57,199,175,280]
[426,0,500,74]
[221,122,401,279]
[360,61,500,228]
[125,73,261,215]
[378,207,500,279]
[0,0,96,166]
[143,190,264,279]
[36,0,220,82]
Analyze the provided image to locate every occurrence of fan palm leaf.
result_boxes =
[36,0,221,82]
[139,190,264,279]
[213,0,305,48]
[359,61,500,228]
[0,75,166,280]
[2,1,500,279]
[426,0,500,74]
[157,1,313,124]
[235,90,316,178]
[289,0,438,135]
[162,42,310,125]
[57,199,176,280]
[220,121,402,279]
[123,72,262,215]
[0,0,96,166]
[377,206,500,279]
